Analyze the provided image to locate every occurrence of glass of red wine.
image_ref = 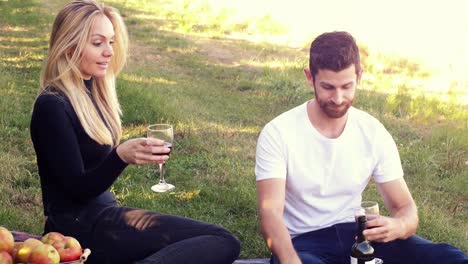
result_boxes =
[354,201,380,228]
[354,201,383,263]
[147,124,174,193]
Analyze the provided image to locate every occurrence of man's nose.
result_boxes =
[331,89,344,105]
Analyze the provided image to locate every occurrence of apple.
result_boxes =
[56,237,82,262]
[0,251,13,264]
[15,238,43,263]
[0,227,14,254]
[10,247,18,262]
[28,244,60,264]
[41,232,65,249]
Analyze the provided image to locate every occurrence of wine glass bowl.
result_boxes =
[147,124,175,193]
[361,201,379,220]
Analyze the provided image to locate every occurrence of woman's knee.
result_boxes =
[208,224,240,249]
[217,229,241,260]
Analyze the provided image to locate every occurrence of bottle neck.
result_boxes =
[356,215,368,242]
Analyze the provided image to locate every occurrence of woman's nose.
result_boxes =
[103,43,113,57]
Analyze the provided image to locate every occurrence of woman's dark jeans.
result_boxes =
[45,206,240,264]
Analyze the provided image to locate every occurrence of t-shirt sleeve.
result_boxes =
[255,123,287,181]
[372,123,404,183]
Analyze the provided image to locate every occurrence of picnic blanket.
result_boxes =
[233,259,269,264]
[12,230,41,241]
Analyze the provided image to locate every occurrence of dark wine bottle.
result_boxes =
[351,215,375,264]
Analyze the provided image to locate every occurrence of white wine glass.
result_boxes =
[147,124,174,193]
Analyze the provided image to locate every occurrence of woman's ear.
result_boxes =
[67,45,77,59]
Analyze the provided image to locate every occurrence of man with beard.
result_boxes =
[255,31,467,264]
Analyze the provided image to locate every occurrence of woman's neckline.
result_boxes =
[84,78,93,91]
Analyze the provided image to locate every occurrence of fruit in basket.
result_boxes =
[10,248,18,263]
[40,232,83,262]
[0,251,13,264]
[15,238,43,263]
[40,233,65,249]
[0,227,14,254]
[28,244,60,264]
[56,237,82,262]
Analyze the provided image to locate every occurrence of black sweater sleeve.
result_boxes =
[30,94,128,204]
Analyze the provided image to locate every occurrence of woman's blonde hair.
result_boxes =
[40,0,128,146]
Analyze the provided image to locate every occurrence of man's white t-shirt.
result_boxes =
[255,101,404,237]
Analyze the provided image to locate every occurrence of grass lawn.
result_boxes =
[0,0,466,257]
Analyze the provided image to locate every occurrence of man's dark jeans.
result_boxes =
[271,222,467,264]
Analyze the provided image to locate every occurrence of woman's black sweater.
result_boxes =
[30,82,128,217]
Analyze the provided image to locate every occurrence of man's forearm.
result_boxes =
[391,202,419,238]
[260,211,301,264]
[378,178,420,240]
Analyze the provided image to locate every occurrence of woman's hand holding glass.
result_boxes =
[116,137,170,165]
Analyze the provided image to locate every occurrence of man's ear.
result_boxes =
[304,68,314,86]
[357,66,364,84]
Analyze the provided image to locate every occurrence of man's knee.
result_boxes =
[297,252,327,264]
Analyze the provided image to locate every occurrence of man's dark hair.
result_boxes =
[309,31,361,80]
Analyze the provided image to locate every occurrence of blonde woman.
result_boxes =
[30,1,240,263]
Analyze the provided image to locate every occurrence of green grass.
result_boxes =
[1,0,467,258]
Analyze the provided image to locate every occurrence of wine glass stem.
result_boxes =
[159,163,166,184]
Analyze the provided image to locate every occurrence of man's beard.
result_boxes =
[315,92,353,118]
[318,100,351,118]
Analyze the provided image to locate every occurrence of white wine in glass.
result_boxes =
[147,124,174,193]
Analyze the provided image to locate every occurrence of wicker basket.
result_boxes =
[55,249,91,264]
[14,242,91,264]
